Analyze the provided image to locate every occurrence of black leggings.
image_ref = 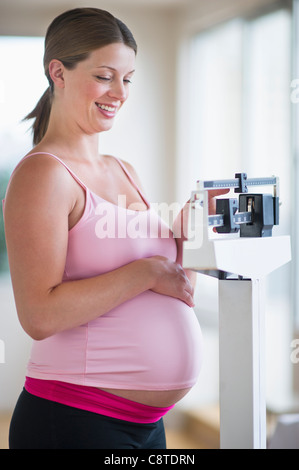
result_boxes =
[9,389,167,449]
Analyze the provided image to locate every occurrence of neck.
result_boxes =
[41,131,100,164]
[37,103,100,163]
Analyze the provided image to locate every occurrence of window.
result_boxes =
[189,19,243,180]
[0,36,46,271]
[187,10,291,200]
[180,7,293,407]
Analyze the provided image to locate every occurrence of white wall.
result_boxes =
[97,6,178,204]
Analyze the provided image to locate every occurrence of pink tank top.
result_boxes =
[9,152,203,391]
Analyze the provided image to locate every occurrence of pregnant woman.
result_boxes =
[3,8,215,449]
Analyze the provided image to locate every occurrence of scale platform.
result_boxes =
[184,234,291,279]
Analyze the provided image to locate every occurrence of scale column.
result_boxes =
[218,278,267,449]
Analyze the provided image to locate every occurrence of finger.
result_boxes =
[184,292,195,308]
[183,281,195,302]
[208,188,230,198]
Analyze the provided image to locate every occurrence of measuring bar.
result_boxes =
[201,174,277,193]
[209,211,252,228]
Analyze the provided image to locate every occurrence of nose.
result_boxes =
[109,79,128,102]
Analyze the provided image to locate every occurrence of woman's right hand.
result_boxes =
[147,256,195,308]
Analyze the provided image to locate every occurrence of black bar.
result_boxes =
[234,173,248,193]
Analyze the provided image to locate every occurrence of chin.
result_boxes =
[93,118,115,132]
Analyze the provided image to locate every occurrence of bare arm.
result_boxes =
[172,202,197,289]
[173,189,230,288]
[4,156,194,341]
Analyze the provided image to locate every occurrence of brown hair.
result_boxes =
[25,8,137,145]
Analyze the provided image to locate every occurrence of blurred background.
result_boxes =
[0,0,299,449]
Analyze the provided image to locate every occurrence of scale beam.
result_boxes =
[202,174,278,194]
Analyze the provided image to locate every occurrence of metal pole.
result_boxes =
[219,278,267,449]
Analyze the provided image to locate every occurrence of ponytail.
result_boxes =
[24,86,52,145]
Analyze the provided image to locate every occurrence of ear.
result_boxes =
[48,59,65,89]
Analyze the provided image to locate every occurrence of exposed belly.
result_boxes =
[100,387,192,407]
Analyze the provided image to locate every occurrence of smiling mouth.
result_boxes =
[96,103,117,112]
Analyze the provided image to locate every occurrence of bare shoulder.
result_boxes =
[120,158,138,177]
[105,154,145,189]
[5,153,75,207]
[121,159,146,193]
[9,153,69,186]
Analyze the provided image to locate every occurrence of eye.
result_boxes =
[95,75,133,85]
[96,76,111,82]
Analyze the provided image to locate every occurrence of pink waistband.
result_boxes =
[24,377,174,423]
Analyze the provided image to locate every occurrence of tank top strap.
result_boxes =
[111,156,150,209]
[22,152,88,190]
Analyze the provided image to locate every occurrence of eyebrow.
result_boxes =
[95,66,135,74]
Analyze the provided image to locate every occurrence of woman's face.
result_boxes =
[56,43,136,135]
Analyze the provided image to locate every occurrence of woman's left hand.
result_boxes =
[172,188,230,241]
[172,188,229,289]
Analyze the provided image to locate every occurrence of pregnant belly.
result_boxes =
[28,291,203,408]
[87,290,204,405]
